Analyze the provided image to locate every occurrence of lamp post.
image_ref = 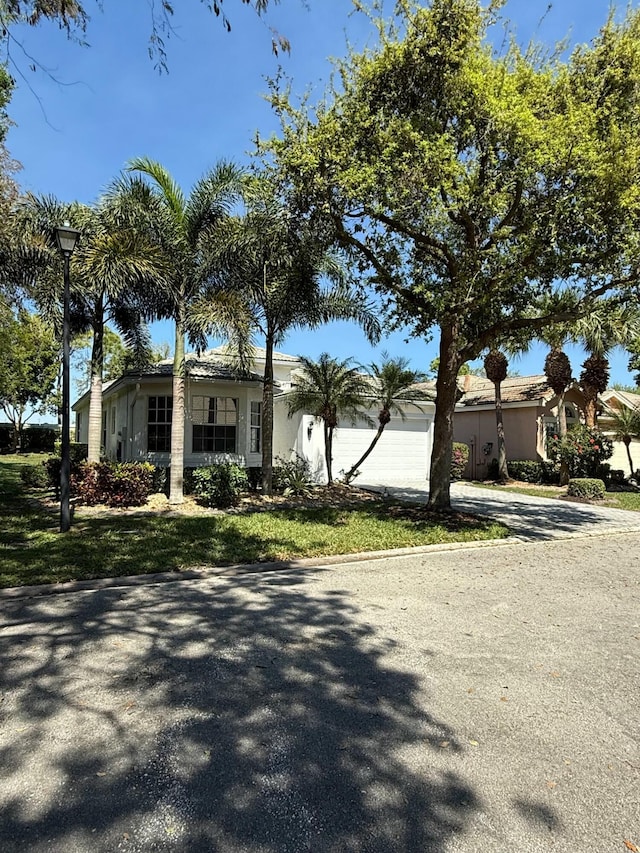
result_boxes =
[55,222,80,533]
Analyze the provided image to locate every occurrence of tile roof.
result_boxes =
[127,351,262,383]
[458,375,551,406]
[207,345,301,364]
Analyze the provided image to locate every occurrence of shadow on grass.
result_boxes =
[0,571,481,852]
[0,479,506,589]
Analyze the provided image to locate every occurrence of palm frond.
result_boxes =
[127,156,187,226]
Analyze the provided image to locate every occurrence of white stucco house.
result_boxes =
[72,347,436,484]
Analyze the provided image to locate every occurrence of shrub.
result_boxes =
[108,463,155,507]
[540,460,560,485]
[0,424,13,452]
[20,463,50,488]
[451,442,469,479]
[507,460,542,483]
[273,454,313,495]
[70,461,154,507]
[21,426,59,453]
[546,426,613,478]
[192,463,249,508]
[44,456,62,498]
[53,440,88,464]
[151,465,168,495]
[567,478,606,500]
[246,466,262,492]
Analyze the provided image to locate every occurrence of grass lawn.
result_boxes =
[0,455,509,589]
[468,480,640,511]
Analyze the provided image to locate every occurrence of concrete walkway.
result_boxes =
[359,479,640,541]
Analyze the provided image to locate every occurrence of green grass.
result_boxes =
[468,480,640,511]
[0,455,509,588]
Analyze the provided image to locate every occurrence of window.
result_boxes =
[250,401,261,453]
[102,411,107,451]
[192,396,237,453]
[75,412,82,442]
[110,407,116,434]
[148,396,172,452]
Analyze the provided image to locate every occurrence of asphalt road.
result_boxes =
[1,533,639,852]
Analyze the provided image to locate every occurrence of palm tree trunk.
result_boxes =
[428,320,461,510]
[261,331,275,495]
[625,439,635,478]
[169,312,185,505]
[584,393,597,428]
[557,390,568,437]
[344,422,386,483]
[324,422,333,485]
[494,380,509,483]
[87,304,105,463]
[557,389,569,486]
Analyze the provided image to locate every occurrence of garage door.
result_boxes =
[331,415,432,482]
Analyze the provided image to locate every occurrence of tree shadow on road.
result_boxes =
[0,569,479,852]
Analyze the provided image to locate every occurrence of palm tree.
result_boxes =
[483,349,509,483]
[286,354,370,485]
[121,159,245,504]
[544,346,573,438]
[22,191,163,462]
[606,405,640,478]
[570,302,640,427]
[343,353,424,483]
[196,176,380,494]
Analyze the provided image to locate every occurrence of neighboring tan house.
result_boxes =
[73,347,436,484]
[453,374,587,480]
[599,388,640,476]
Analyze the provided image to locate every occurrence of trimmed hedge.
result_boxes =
[21,426,59,453]
[53,441,88,464]
[567,478,606,500]
[71,461,155,507]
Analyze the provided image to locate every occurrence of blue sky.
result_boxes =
[5,0,639,388]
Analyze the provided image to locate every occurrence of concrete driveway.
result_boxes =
[1,534,639,852]
[359,479,640,540]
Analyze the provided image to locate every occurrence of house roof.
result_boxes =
[72,351,264,410]
[207,345,301,365]
[601,388,640,411]
[457,375,552,407]
[142,351,261,382]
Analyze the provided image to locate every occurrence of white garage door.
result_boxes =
[331,416,431,482]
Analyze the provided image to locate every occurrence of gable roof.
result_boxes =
[457,375,552,407]
[601,388,640,411]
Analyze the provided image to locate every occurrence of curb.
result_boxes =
[0,536,521,602]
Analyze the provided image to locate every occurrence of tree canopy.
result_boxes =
[269,0,640,507]
[0,306,59,447]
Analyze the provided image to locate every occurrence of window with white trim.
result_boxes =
[192,396,237,453]
[148,396,172,452]
[250,401,261,453]
[110,406,116,434]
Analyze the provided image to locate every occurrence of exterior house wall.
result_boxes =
[454,406,541,479]
[74,379,263,468]
[72,348,435,486]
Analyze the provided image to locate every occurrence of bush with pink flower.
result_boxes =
[546,425,613,478]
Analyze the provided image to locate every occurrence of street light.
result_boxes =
[55,221,80,533]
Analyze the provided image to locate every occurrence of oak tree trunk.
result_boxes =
[428,320,462,510]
